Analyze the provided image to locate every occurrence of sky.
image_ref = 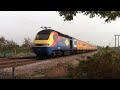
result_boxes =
[0,11,120,47]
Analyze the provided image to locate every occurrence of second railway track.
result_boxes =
[0,58,39,69]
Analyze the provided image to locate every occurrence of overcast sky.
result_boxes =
[0,11,120,47]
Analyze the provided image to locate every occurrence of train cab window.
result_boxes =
[36,33,50,40]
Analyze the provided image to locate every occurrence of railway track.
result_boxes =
[0,58,39,69]
[0,51,98,69]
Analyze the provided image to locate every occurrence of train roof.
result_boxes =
[39,29,73,39]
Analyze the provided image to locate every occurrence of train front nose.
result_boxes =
[32,47,52,57]
[32,47,50,57]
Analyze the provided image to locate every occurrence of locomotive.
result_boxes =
[32,29,97,57]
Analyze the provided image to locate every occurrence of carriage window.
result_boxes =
[74,41,77,45]
[36,33,50,40]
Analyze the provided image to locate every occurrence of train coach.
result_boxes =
[32,29,97,57]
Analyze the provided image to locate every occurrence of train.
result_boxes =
[32,29,97,57]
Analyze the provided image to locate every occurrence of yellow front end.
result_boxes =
[33,32,55,47]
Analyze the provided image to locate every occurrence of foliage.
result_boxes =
[0,36,32,58]
[68,47,120,79]
[0,36,7,46]
[21,37,32,48]
[58,11,120,23]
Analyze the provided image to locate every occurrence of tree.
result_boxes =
[58,11,120,23]
[22,37,32,48]
[6,40,18,48]
[0,36,7,46]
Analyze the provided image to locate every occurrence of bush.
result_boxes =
[0,36,32,58]
[68,47,120,79]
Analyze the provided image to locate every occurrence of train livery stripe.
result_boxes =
[51,32,58,47]
[58,36,63,41]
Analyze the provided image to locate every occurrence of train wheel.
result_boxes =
[61,51,64,57]
[49,51,56,58]
[60,51,64,57]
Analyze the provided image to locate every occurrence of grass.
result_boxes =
[43,63,69,79]
[26,63,69,79]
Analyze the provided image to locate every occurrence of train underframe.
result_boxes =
[36,49,97,58]
[32,46,97,58]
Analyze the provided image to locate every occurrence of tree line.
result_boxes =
[0,36,32,57]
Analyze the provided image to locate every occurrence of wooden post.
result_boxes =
[12,67,15,79]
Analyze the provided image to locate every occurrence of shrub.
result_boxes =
[0,36,32,58]
[68,47,120,79]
